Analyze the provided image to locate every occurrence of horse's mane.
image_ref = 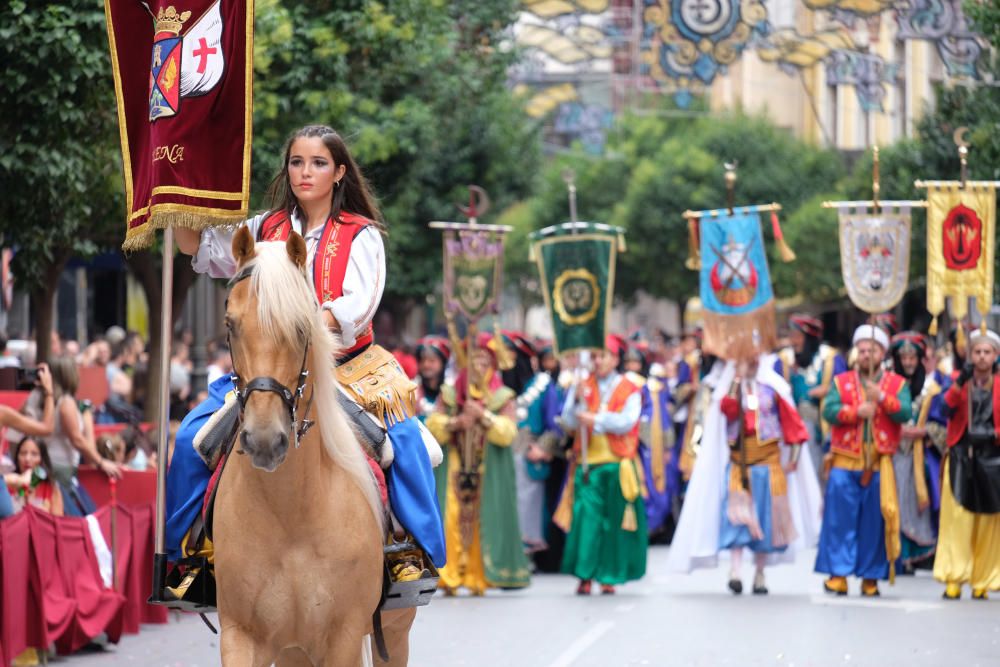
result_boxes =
[247,242,384,528]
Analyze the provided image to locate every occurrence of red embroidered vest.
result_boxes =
[258,210,374,352]
[574,375,641,459]
[830,369,905,458]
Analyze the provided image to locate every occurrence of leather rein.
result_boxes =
[227,264,316,448]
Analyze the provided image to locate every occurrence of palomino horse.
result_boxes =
[214,227,384,666]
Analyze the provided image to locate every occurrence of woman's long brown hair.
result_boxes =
[266,125,384,231]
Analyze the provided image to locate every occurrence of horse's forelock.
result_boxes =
[247,242,317,347]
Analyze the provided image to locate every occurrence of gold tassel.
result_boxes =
[528,243,536,262]
[955,325,965,355]
[685,216,701,270]
[879,455,900,585]
[770,211,796,263]
[981,321,988,335]
[494,323,516,372]
[553,462,576,532]
[928,315,938,336]
[617,232,627,253]
[622,503,638,532]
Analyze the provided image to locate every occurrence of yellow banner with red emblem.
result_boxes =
[923,183,997,333]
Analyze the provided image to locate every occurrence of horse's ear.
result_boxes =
[233,226,255,267]
[286,231,307,270]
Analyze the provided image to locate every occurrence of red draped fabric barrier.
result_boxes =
[0,508,125,666]
[78,470,168,629]
[1,468,167,666]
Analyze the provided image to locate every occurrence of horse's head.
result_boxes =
[226,226,313,472]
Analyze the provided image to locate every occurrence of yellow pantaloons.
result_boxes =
[933,458,1000,591]
[438,449,488,594]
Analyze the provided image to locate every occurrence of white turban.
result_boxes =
[969,328,1000,351]
[852,324,889,350]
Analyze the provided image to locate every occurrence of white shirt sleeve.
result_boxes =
[192,213,266,279]
[593,391,642,435]
[322,226,385,348]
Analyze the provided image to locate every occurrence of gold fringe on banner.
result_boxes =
[617,231,628,253]
[702,302,777,362]
[122,211,246,252]
[685,217,701,270]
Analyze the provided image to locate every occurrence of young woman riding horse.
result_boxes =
[170,125,445,665]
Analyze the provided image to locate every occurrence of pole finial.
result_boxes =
[953,127,970,189]
[724,161,738,214]
[562,168,578,223]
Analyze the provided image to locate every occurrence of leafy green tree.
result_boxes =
[0,0,123,362]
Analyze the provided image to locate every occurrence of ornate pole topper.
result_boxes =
[916,130,1000,342]
[823,146,924,316]
[683,163,791,361]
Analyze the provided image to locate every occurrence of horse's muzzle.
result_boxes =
[240,427,289,472]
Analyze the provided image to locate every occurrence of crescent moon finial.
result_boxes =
[953,126,970,149]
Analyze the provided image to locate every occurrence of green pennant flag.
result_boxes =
[530,223,625,355]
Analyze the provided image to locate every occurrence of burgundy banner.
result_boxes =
[104,0,254,250]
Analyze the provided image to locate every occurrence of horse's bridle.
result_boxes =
[227,265,316,448]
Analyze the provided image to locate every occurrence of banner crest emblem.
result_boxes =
[838,205,911,313]
[530,223,625,355]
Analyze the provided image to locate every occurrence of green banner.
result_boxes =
[531,223,624,355]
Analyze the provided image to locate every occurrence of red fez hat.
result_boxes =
[605,334,626,357]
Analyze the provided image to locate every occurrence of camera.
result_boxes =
[16,367,41,389]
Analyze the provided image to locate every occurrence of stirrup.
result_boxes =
[381,536,439,611]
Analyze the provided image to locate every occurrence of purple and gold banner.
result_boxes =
[104,0,253,250]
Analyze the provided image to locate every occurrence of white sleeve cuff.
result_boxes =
[322,300,359,348]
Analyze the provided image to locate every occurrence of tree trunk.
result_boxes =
[32,255,69,364]
[125,249,197,422]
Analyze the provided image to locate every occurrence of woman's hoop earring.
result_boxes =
[334,180,341,189]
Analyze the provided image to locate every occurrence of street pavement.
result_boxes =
[57,545,998,667]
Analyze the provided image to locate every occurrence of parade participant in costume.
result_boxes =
[935,329,1000,599]
[170,126,445,610]
[416,336,451,422]
[674,330,702,481]
[559,337,647,595]
[417,336,452,530]
[666,356,822,594]
[501,332,556,554]
[816,325,911,597]
[532,342,571,572]
[638,362,676,541]
[890,332,949,571]
[777,315,847,475]
[718,356,809,594]
[427,332,530,594]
